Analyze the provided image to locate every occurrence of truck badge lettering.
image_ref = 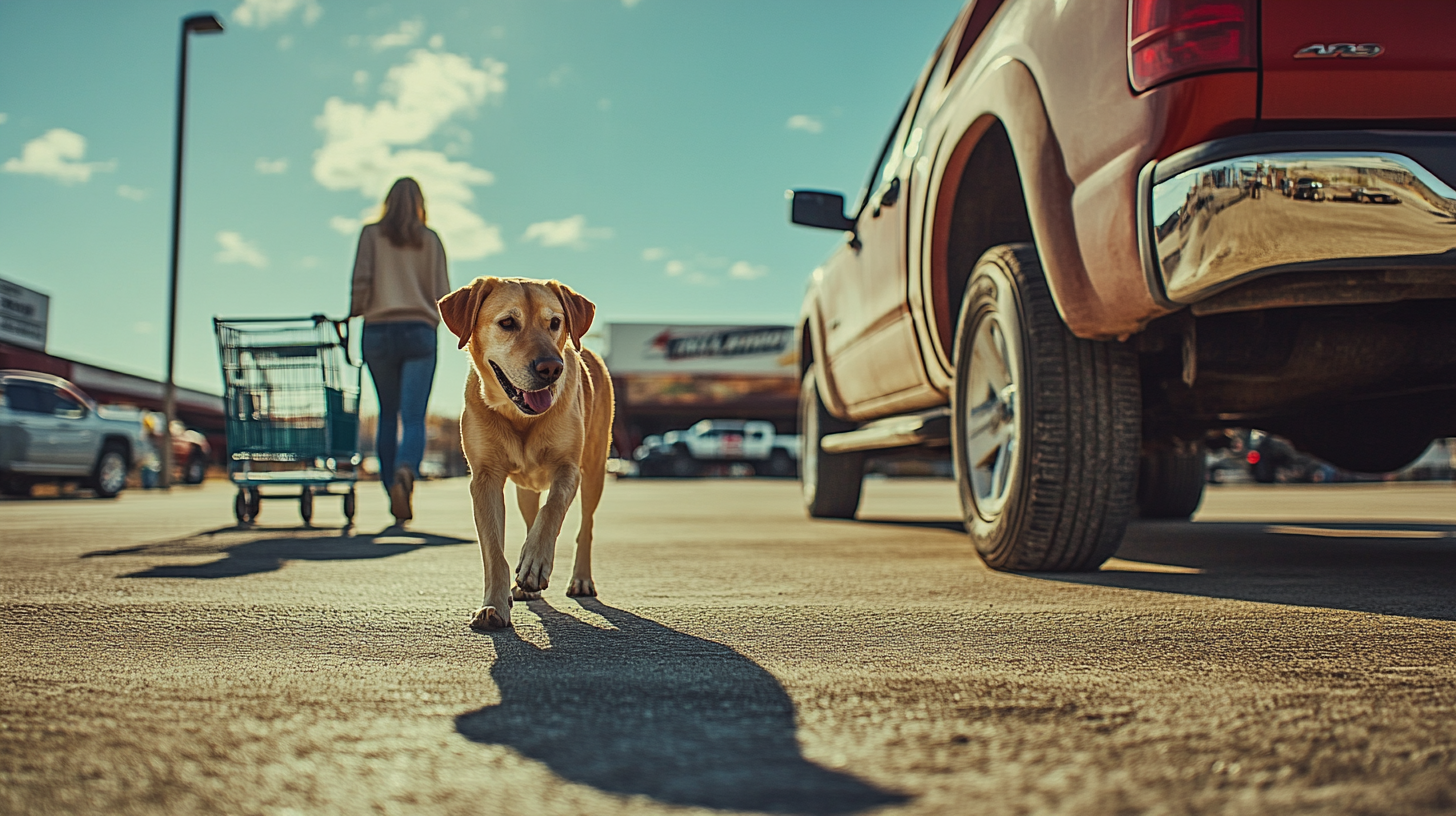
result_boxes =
[1294,43,1383,59]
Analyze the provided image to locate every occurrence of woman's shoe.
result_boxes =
[389,467,414,523]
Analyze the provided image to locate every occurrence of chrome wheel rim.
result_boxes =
[963,312,1021,518]
[98,453,126,495]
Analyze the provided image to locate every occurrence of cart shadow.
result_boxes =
[456,598,906,814]
[83,527,471,579]
[1038,520,1456,622]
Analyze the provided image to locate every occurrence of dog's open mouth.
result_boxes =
[488,361,554,415]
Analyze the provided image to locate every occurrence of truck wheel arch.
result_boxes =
[924,59,1102,377]
[797,306,853,422]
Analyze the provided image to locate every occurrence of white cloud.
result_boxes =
[277,34,294,50]
[641,247,666,261]
[622,0,642,7]
[352,70,369,91]
[544,64,571,87]
[2,128,115,184]
[597,98,612,111]
[522,215,613,250]
[300,256,320,268]
[665,260,685,277]
[117,185,147,201]
[313,49,508,259]
[215,231,268,268]
[133,321,156,335]
[0,113,7,125]
[428,34,444,49]
[329,215,361,234]
[787,114,824,134]
[370,19,423,51]
[255,157,288,174]
[729,260,768,280]
[231,0,321,28]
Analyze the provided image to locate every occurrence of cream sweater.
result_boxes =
[349,223,451,326]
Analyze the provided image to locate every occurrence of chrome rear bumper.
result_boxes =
[1142,135,1456,304]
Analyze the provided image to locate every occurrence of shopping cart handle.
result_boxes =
[332,317,355,365]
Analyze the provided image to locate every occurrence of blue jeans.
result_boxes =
[362,321,437,490]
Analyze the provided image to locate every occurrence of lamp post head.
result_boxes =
[183,13,224,34]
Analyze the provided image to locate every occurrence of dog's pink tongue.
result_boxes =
[523,388,554,413]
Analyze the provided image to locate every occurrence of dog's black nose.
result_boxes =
[534,356,564,383]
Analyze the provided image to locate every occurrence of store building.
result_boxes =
[604,323,798,456]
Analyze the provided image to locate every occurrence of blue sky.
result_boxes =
[0,0,963,415]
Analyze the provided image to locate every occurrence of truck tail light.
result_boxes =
[1129,0,1257,92]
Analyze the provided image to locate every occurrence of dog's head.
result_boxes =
[438,276,595,417]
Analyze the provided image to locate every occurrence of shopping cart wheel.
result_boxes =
[300,489,313,525]
[343,488,356,522]
[247,487,262,521]
[234,489,250,524]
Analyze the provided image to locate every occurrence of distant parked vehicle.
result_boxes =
[1291,177,1325,201]
[0,370,147,498]
[635,419,799,477]
[1349,186,1400,204]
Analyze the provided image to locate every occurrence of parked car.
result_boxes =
[1290,177,1325,201]
[634,419,799,477]
[0,370,147,498]
[1349,186,1400,205]
[148,413,212,485]
[789,0,1456,571]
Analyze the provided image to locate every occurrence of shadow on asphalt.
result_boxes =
[858,515,1456,621]
[856,517,966,532]
[83,527,471,579]
[1041,520,1456,621]
[456,598,906,814]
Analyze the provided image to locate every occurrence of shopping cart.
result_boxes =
[213,315,362,525]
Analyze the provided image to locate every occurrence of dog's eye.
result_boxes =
[550,317,562,332]
[498,317,518,331]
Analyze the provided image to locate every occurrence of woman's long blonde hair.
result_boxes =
[377,177,427,248]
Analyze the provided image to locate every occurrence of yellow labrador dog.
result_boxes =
[438,276,614,631]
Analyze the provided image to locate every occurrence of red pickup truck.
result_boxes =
[791,0,1456,570]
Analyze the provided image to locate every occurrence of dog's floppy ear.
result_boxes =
[547,281,596,350]
[439,276,499,350]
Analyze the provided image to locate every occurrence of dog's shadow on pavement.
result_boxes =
[84,527,471,579]
[456,598,906,815]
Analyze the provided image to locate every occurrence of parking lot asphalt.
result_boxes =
[3,477,1456,815]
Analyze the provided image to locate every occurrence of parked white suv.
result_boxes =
[0,370,147,498]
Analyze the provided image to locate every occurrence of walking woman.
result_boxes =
[350,177,450,526]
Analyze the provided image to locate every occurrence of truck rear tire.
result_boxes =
[951,244,1140,571]
[799,369,864,519]
[1137,444,1206,519]
[90,445,129,499]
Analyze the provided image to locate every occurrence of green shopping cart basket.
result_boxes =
[213,315,362,525]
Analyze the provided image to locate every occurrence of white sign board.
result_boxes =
[0,277,49,351]
[606,323,796,375]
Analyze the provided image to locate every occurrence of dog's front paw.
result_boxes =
[469,606,511,631]
[512,585,542,601]
[515,550,553,593]
[565,577,597,597]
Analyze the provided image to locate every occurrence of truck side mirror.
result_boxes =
[788,190,856,233]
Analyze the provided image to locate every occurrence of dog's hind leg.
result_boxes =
[512,485,545,600]
[515,466,579,593]
[566,451,606,597]
[512,486,544,601]
[515,485,541,529]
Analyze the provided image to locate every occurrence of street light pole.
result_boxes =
[161,12,224,489]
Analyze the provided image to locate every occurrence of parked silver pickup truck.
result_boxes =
[0,370,148,498]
